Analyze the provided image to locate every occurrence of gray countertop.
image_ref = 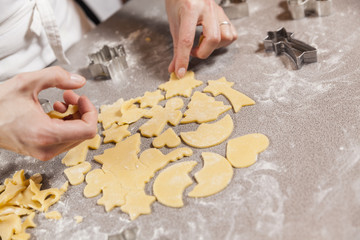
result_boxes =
[1,0,360,239]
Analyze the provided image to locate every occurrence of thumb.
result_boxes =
[18,66,86,94]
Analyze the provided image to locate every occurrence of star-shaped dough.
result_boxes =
[98,98,124,129]
[181,91,231,123]
[203,77,255,113]
[120,190,156,220]
[158,71,203,99]
[102,124,131,143]
[139,90,164,108]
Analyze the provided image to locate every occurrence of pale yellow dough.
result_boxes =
[188,152,233,198]
[203,77,255,113]
[180,114,234,148]
[152,128,181,148]
[98,98,124,129]
[158,71,203,99]
[102,124,130,143]
[74,216,83,223]
[85,134,193,218]
[44,211,62,220]
[64,162,92,185]
[47,104,78,119]
[181,91,231,124]
[139,97,183,137]
[0,170,66,240]
[117,98,147,125]
[153,161,197,208]
[61,134,101,167]
[139,90,164,108]
[226,133,269,168]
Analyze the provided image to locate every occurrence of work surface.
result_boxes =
[1,0,360,239]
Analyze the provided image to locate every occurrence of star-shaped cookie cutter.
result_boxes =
[287,0,332,20]
[263,27,317,69]
[88,44,128,81]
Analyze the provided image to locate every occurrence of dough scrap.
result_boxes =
[226,133,269,168]
[64,162,92,185]
[74,216,83,223]
[61,134,101,167]
[188,152,233,198]
[139,90,164,108]
[44,211,62,220]
[0,171,66,240]
[158,71,203,99]
[102,124,131,143]
[139,97,183,137]
[153,161,197,208]
[98,98,124,129]
[120,190,156,220]
[47,104,78,119]
[181,91,231,124]
[180,114,234,148]
[203,77,255,113]
[152,128,181,148]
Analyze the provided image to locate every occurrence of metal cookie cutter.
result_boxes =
[264,27,317,69]
[287,0,332,20]
[88,44,128,81]
[219,0,249,19]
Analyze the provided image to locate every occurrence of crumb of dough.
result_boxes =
[45,211,62,220]
[74,216,83,223]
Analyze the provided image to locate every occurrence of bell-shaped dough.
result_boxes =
[180,114,234,148]
[153,161,197,208]
[188,152,233,198]
[226,133,269,168]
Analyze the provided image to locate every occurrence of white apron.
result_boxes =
[0,0,93,81]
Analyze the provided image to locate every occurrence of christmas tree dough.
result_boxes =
[158,71,203,99]
[181,91,231,124]
[203,77,255,113]
[227,133,269,168]
[188,152,233,198]
[180,114,234,148]
[153,161,197,208]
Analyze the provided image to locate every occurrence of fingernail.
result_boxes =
[177,68,186,78]
[70,74,85,84]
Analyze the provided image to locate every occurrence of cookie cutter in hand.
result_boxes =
[88,44,128,81]
[287,0,332,20]
[264,27,317,69]
[219,0,249,19]
[39,98,52,112]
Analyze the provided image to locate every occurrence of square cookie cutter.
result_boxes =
[88,44,128,81]
[219,0,249,19]
[264,27,317,69]
[287,0,332,19]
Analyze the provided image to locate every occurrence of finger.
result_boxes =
[191,7,220,59]
[63,90,81,105]
[53,101,67,113]
[174,10,198,78]
[168,57,176,73]
[16,66,86,94]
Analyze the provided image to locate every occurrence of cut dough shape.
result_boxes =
[180,114,234,148]
[203,77,255,112]
[226,133,269,168]
[152,128,181,148]
[47,104,78,119]
[64,162,92,185]
[98,98,124,129]
[158,71,203,99]
[181,91,231,124]
[0,171,66,240]
[44,211,62,220]
[188,152,233,197]
[153,161,197,208]
[102,124,131,143]
[139,90,164,108]
[120,190,156,221]
[139,97,183,137]
[62,134,101,167]
[74,216,83,223]
[117,98,147,125]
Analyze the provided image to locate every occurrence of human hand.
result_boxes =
[0,67,98,161]
[165,0,238,78]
